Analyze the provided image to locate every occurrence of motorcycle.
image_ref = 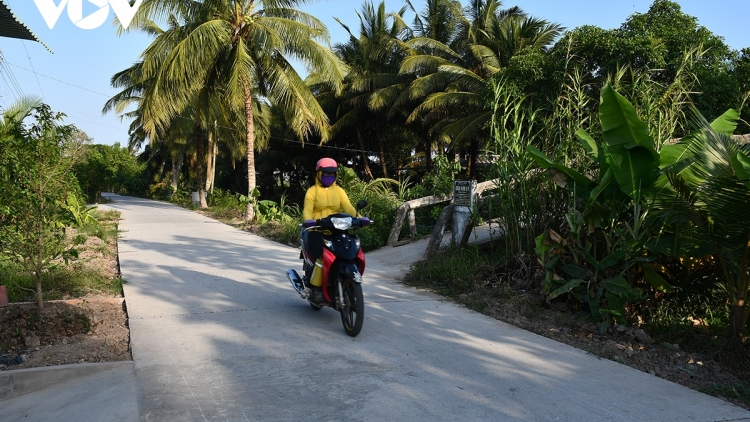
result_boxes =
[286,201,371,337]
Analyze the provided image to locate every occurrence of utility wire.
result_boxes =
[4,61,111,97]
[169,114,400,158]
[64,114,129,130]
[4,60,404,158]
[22,42,46,101]
[0,52,25,100]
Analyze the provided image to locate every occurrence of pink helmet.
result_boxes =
[316,157,338,173]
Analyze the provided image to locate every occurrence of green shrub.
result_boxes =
[207,188,242,209]
[337,167,401,250]
[0,100,82,310]
[253,220,301,246]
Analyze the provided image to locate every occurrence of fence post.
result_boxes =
[408,209,417,238]
[424,204,454,259]
[387,203,410,246]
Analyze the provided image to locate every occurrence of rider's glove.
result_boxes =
[359,217,371,226]
[303,219,316,228]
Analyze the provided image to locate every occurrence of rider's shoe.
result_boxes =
[310,287,324,303]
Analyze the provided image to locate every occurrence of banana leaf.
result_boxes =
[598,84,659,200]
[730,150,750,181]
[601,275,630,295]
[528,145,594,199]
[643,265,673,293]
[576,128,603,164]
[561,263,588,279]
[548,278,585,300]
[710,109,739,135]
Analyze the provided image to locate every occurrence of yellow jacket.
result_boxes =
[303,179,356,220]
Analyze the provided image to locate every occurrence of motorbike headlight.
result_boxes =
[331,216,352,230]
[355,238,361,249]
[324,240,333,248]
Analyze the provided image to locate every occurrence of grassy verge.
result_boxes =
[0,210,123,303]
[402,245,529,313]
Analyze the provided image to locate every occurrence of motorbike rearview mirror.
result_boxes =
[356,199,368,211]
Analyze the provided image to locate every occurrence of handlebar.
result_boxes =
[299,214,373,230]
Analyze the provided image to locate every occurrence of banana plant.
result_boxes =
[60,193,99,228]
[529,84,670,332]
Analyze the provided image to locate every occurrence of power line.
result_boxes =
[169,114,401,158]
[63,114,129,130]
[0,50,25,100]
[22,42,46,101]
[4,61,111,97]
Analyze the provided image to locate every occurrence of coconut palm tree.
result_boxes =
[399,0,561,178]
[659,109,750,339]
[323,1,412,179]
[130,0,348,220]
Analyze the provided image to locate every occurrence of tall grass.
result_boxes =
[607,47,703,147]
[487,78,572,260]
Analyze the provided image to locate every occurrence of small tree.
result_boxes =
[0,99,82,310]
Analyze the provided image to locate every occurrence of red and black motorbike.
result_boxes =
[286,204,371,337]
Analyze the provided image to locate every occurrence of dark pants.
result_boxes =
[301,229,323,277]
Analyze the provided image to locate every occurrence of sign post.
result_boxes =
[451,180,476,245]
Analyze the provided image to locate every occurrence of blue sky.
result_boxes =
[1,0,748,147]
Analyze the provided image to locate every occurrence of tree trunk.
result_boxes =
[36,220,44,310]
[356,129,374,181]
[729,300,747,339]
[424,137,433,172]
[171,144,185,195]
[243,78,256,221]
[378,137,388,178]
[195,126,208,208]
[205,130,216,193]
[469,138,478,180]
[728,238,750,338]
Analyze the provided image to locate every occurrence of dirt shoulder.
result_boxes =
[0,299,130,369]
[0,218,131,371]
[471,292,745,406]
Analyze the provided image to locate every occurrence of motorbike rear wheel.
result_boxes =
[339,279,364,337]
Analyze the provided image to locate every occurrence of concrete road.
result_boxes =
[5,193,745,422]
[100,194,750,422]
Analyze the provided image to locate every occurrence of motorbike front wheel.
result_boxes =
[339,279,364,337]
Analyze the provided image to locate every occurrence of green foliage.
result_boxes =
[255,194,301,225]
[406,155,462,198]
[0,100,83,310]
[252,220,301,247]
[403,246,497,296]
[0,208,120,303]
[529,84,670,331]
[2,263,122,303]
[553,0,741,121]
[336,166,401,250]
[487,77,569,258]
[656,109,750,338]
[72,143,146,202]
[207,188,242,209]
[165,189,194,209]
[60,193,99,228]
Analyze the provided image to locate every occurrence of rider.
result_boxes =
[301,158,357,300]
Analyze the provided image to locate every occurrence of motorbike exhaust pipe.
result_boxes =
[286,269,308,299]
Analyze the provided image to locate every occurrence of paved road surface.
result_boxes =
[3,194,749,421]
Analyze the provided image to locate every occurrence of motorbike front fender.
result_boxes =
[339,262,363,283]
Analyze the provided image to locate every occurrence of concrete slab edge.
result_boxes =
[0,360,134,400]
